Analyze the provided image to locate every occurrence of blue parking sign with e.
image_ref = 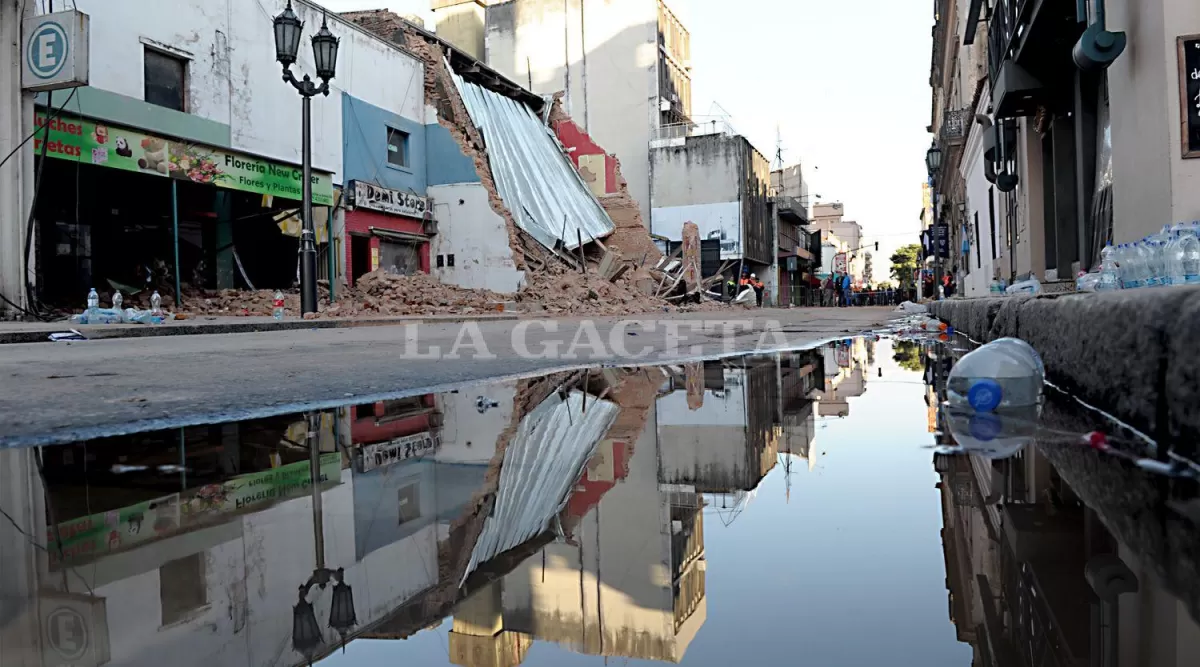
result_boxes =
[28,22,69,79]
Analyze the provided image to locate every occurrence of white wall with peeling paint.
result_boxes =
[429,183,526,294]
[65,0,424,183]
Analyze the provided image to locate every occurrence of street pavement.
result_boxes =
[0,307,897,446]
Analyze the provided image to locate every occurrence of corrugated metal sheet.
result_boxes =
[452,71,615,251]
[463,390,619,580]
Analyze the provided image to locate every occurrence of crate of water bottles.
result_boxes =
[1095,222,1200,290]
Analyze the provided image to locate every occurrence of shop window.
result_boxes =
[379,240,421,275]
[386,127,409,168]
[144,48,187,112]
[160,553,207,626]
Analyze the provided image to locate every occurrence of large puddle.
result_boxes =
[2,338,1198,666]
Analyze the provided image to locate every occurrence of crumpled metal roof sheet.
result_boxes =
[452,72,615,251]
[463,390,619,581]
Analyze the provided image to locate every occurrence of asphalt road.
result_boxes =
[0,307,897,446]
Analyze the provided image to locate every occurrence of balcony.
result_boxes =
[940,108,970,146]
[986,0,1080,119]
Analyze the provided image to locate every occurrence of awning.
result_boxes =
[369,227,429,243]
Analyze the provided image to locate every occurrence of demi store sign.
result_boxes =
[33,112,334,205]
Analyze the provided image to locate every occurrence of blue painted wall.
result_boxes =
[342,94,427,194]
[426,124,480,185]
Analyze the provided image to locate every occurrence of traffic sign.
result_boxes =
[22,11,89,92]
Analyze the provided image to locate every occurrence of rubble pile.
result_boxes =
[324,271,503,317]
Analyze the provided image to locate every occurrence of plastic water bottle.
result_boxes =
[112,290,123,310]
[1145,240,1167,286]
[1097,243,1120,290]
[1123,243,1148,288]
[1171,230,1200,285]
[150,291,162,317]
[273,291,285,320]
[990,337,1045,385]
[947,341,1043,412]
[86,288,99,311]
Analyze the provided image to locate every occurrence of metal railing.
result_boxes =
[653,115,738,143]
[988,0,1030,84]
[941,108,971,145]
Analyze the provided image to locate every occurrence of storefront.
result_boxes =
[30,110,335,307]
[344,180,433,285]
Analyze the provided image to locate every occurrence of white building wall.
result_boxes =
[62,474,440,667]
[429,183,526,293]
[65,0,425,183]
[435,380,517,464]
[484,0,660,226]
[961,94,998,297]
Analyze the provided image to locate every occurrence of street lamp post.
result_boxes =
[274,2,339,315]
[292,412,357,662]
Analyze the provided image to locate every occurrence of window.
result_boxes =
[989,187,998,259]
[974,212,981,269]
[386,128,409,168]
[144,48,186,112]
[160,554,207,625]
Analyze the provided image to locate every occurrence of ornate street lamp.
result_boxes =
[274,2,339,315]
[925,142,942,178]
[291,414,357,661]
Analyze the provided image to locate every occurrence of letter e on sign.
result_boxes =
[22,11,90,92]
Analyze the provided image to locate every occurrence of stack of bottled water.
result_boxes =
[1110,222,1200,289]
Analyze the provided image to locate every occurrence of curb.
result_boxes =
[0,313,522,345]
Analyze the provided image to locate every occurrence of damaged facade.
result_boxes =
[649,127,776,299]
[1,0,700,317]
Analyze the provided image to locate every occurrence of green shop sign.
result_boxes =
[183,452,343,517]
[33,112,334,205]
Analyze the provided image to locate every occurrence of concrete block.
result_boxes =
[1164,288,1200,453]
[1017,289,1198,437]
[988,295,1033,339]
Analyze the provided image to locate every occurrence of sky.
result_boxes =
[320,0,934,281]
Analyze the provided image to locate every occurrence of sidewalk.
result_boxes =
[0,312,522,344]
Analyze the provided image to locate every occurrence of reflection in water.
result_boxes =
[1,339,1197,667]
[922,338,1200,667]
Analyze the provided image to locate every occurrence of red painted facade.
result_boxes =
[344,208,431,282]
[553,119,618,195]
[349,395,437,446]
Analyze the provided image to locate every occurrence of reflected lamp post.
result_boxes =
[274,1,339,315]
[292,412,356,662]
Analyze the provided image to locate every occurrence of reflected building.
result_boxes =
[446,367,706,665]
[815,338,872,418]
[927,343,1200,667]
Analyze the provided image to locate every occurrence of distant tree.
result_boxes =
[892,341,924,372]
[890,244,922,288]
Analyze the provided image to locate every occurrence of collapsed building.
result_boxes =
[11,1,725,320]
[323,11,719,318]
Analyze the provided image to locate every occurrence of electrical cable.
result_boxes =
[0,88,77,317]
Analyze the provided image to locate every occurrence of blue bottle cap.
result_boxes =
[969,413,1002,441]
[967,379,1003,412]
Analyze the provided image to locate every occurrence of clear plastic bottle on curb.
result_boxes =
[1172,230,1200,285]
[150,291,163,317]
[1145,240,1167,286]
[1097,243,1120,290]
[112,290,123,310]
[989,337,1045,385]
[273,291,285,321]
[947,342,1043,412]
[86,288,99,312]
